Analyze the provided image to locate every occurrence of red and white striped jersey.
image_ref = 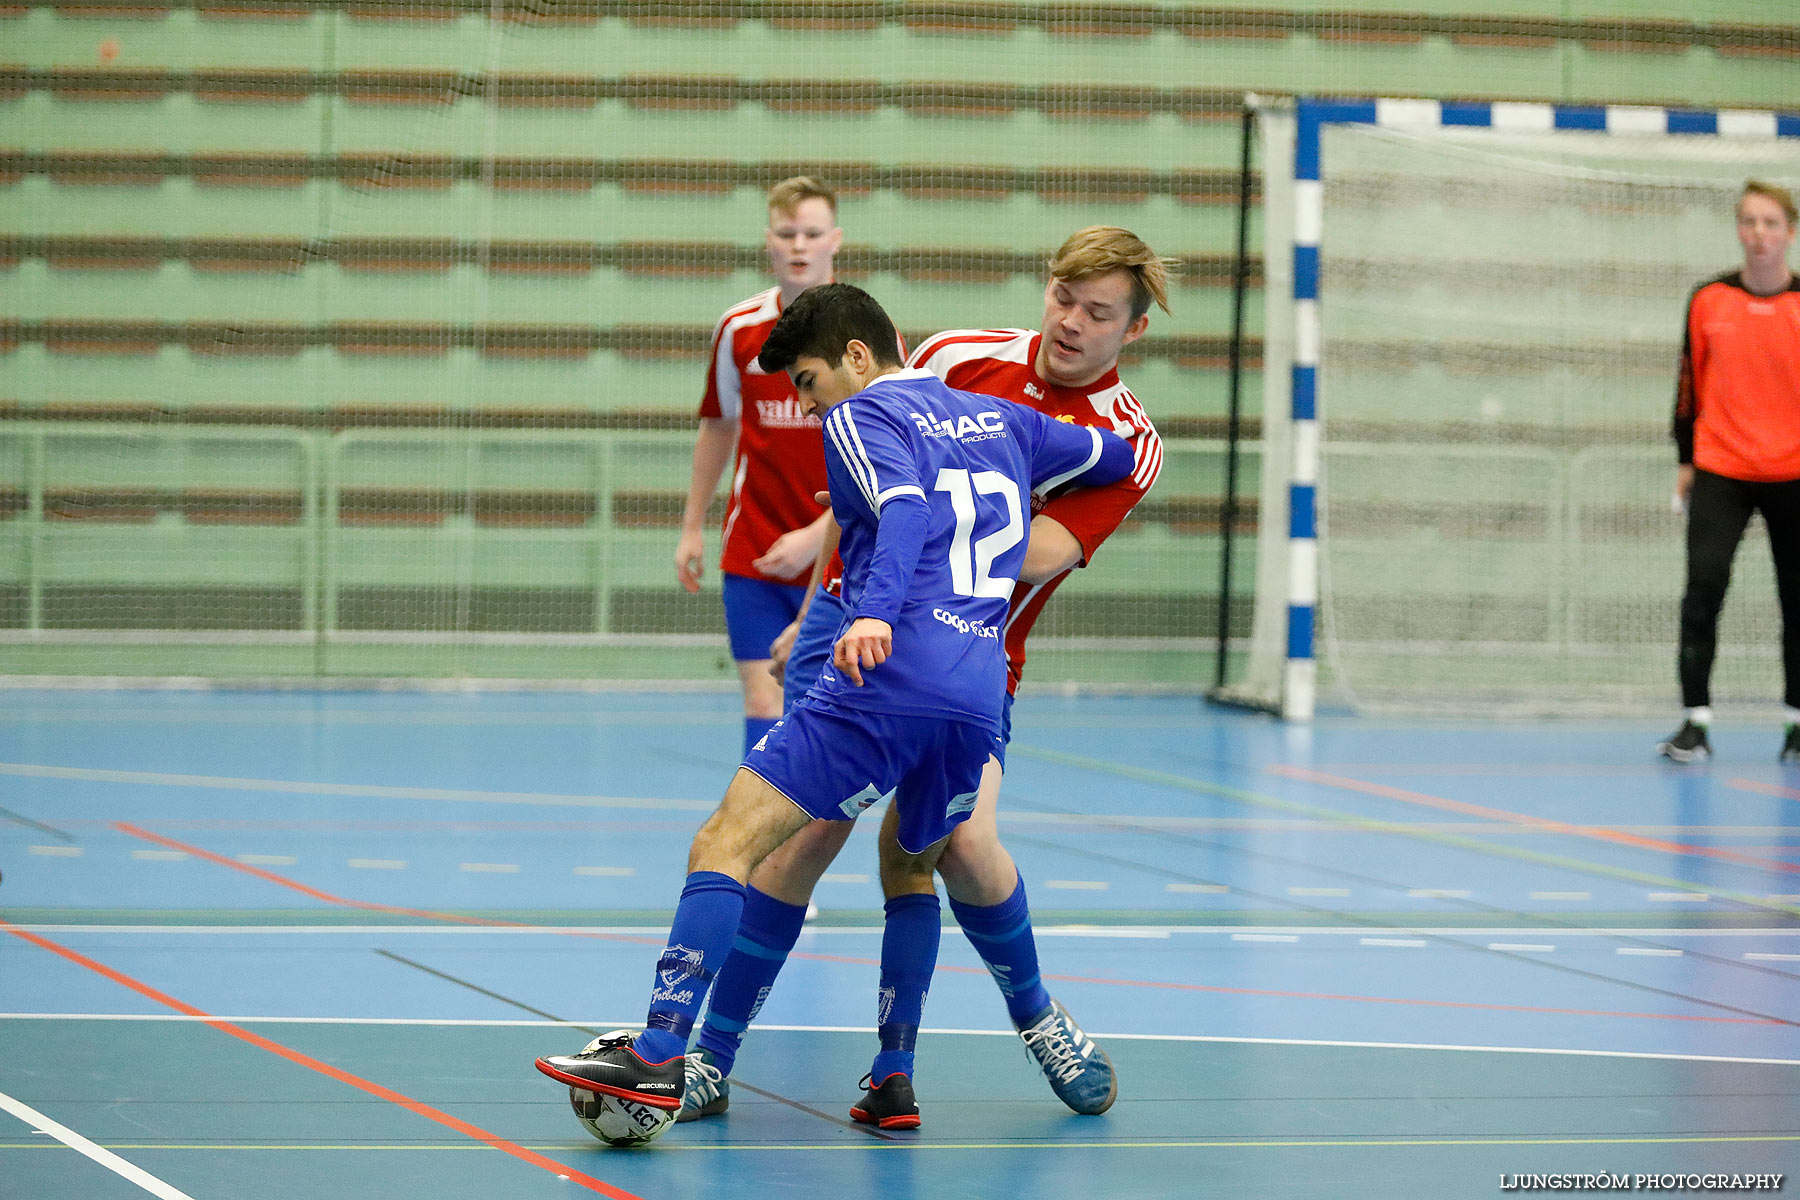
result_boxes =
[698,287,829,581]
[908,327,1162,694]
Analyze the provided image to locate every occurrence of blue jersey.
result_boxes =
[813,368,1133,731]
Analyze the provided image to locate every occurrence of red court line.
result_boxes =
[1730,777,1800,810]
[1269,766,1800,875]
[0,919,645,1200]
[110,823,1778,1029]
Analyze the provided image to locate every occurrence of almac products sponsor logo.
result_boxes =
[908,409,1009,442]
[1498,1174,1784,1192]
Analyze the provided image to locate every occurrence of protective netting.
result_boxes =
[5,5,1798,685]
[1313,124,1799,714]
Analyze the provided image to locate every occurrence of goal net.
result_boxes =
[1239,101,1800,717]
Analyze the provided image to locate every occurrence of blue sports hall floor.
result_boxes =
[0,688,1795,1200]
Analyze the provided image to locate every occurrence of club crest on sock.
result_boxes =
[654,944,705,1006]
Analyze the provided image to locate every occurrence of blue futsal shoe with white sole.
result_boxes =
[1017,998,1116,1115]
[675,1049,729,1122]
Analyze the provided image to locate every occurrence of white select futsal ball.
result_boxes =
[566,1033,676,1147]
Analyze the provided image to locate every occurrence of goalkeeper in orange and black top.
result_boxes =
[1658,180,1800,763]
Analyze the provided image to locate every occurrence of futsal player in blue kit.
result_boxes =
[535,282,1135,1129]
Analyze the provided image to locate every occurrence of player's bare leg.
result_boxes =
[736,659,785,752]
[934,756,1016,904]
[748,817,854,904]
[688,767,814,879]
[880,758,1117,1115]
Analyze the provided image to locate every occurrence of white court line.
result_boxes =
[1,1014,1796,1069]
[0,760,711,811]
[346,859,406,870]
[0,1087,197,1200]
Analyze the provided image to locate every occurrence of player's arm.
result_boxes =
[1025,416,1136,497]
[674,418,737,592]
[768,511,839,683]
[1019,515,1084,585]
[821,403,928,686]
[751,509,831,582]
[1672,287,1704,508]
[1023,418,1163,584]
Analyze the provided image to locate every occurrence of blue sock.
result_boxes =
[948,874,1050,1028]
[636,870,746,1064]
[694,886,809,1076]
[744,715,778,757]
[870,892,940,1082]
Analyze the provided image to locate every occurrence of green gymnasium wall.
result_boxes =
[1,1,1795,684]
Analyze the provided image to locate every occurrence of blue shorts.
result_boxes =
[721,573,808,662]
[743,695,1003,854]
[783,588,848,712]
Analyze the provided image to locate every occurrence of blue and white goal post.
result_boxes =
[1225,97,1800,721]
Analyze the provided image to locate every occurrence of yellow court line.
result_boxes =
[6,1134,1799,1153]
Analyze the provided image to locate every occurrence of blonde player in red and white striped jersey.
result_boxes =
[684,228,1172,1124]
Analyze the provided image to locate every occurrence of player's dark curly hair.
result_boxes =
[756,283,903,375]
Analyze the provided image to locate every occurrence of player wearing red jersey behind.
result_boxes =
[680,227,1170,1124]
[1658,181,1800,764]
[676,177,840,756]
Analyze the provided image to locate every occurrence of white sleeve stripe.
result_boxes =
[836,406,885,504]
[1035,426,1104,495]
[1132,435,1163,491]
[876,484,926,507]
[825,407,880,511]
[714,330,742,420]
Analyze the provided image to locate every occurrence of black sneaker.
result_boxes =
[535,1031,684,1111]
[1655,720,1711,763]
[849,1071,920,1130]
[1782,725,1800,763]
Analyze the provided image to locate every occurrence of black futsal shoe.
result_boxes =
[1655,720,1711,764]
[1782,725,1800,763]
[850,1072,920,1130]
[535,1032,685,1111]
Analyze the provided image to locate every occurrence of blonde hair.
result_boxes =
[1742,180,1798,228]
[1048,226,1173,320]
[767,175,838,222]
